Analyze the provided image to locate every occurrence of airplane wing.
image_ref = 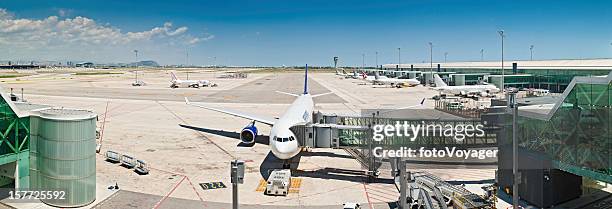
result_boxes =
[185,98,277,125]
[377,98,426,115]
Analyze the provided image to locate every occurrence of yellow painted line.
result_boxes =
[255,179,267,192]
[255,178,302,193]
[289,178,302,193]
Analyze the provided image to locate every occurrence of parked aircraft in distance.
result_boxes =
[371,72,420,88]
[170,71,215,88]
[433,74,499,97]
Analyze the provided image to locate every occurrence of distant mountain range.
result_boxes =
[1,60,160,67]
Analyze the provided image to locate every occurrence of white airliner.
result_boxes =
[371,72,420,87]
[360,72,379,81]
[360,72,419,87]
[170,71,213,88]
[185,65,332,165]
[186,66,424,167]
[433,74,499,97]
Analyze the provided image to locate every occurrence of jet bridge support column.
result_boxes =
[399,158,407,209]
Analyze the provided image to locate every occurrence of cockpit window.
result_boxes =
[275,137,295,142]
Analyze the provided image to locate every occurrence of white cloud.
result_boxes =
[57,8,72,17]
[0,8,13,20]
[0,8,214,47]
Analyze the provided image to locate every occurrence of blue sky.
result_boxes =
[1,0,611,66]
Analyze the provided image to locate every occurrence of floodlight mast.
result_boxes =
[375,52,378,68]
[480,49,484,61]
[428,42,433,74]
[498,30,505,95]
[397,47,401,67]
[530,45,534,61]
[444,52,448,63]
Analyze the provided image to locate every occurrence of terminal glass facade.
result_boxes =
[516,80,611,183]
[388,66,610,92]
[0,96,30,188]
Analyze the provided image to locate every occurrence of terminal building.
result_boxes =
[381,58,612,92]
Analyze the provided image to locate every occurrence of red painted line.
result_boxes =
[185,176,207,208]
[362,183,374,209]
[98,101,110,145]
[148,167,207,208]
[152,175,186,209]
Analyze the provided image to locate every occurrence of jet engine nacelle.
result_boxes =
[480,92,489,97]
[240,123,258,144]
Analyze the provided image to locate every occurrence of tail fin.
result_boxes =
[303,64,308,95]
[374,71,380,80]
[433,74,447,87]
[170,71,178,81]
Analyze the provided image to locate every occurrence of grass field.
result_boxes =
[0,74,28,78]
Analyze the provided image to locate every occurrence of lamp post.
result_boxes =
[186,49,189,80]
[480,49,484,61]
[362,53,365,70]
[375,51,378,68]
[428,42,433,73]
[397,47,401,67]
[498,30,505,93]
[133,49,139,83]
[530,45,534,61]
[444,52,448,63]
[133,50,138,68]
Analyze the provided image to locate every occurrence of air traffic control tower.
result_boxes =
[0,87,97,207]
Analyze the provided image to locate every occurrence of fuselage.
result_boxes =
[269,94,314,159]
[374,77,420,86]
[435,85,499,95]
[171,79,209,88]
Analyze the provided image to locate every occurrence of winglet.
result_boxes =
[184,97,190,104]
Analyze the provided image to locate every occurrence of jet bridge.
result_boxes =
[391,169,495,209]
[294,112,498,149]
[292,112,500,179]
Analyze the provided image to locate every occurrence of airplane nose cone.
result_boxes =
[276,144,296,154]
[272,141,299,159]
